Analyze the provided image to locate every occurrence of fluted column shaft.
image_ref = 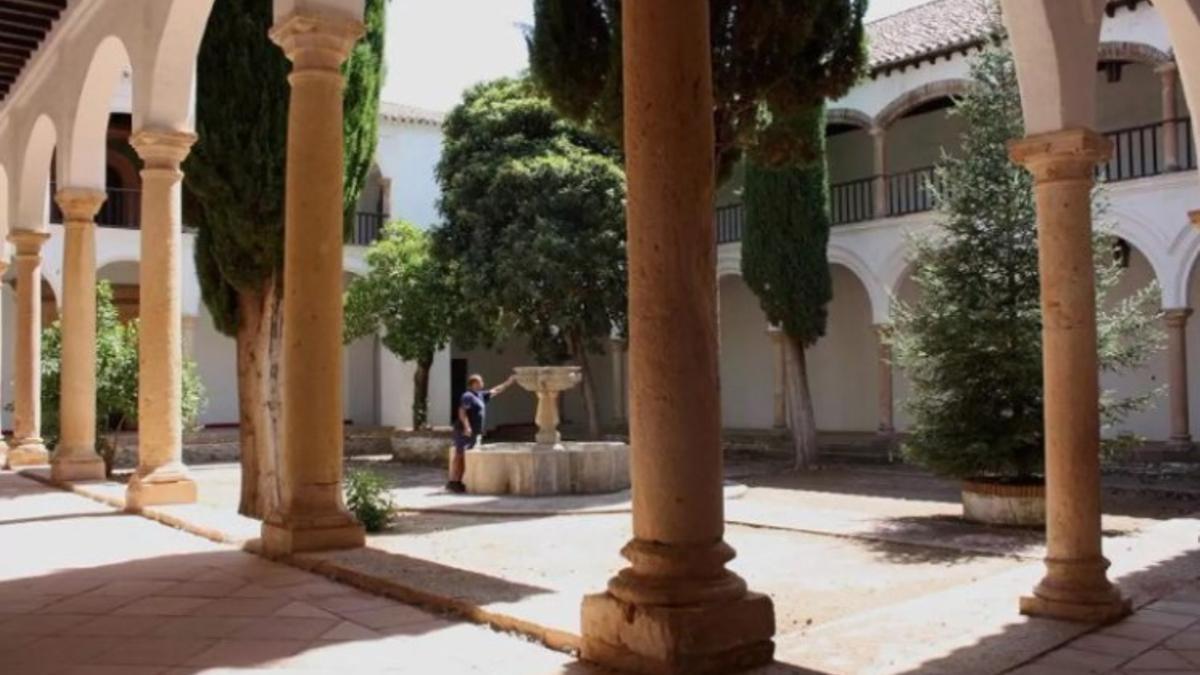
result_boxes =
[1011,128,1130,623]
[260,11,366,555]
[6,230,49,467]
[52,188,107,481]
[126,130,197,509]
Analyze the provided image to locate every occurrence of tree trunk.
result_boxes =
[413,352,432,429]
[784,333,820,470]
[235,277,283,519]
[571,334,601,439]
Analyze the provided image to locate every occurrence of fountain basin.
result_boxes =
[460,442,630,496]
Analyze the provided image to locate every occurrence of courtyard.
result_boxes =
[8,454,1200,673]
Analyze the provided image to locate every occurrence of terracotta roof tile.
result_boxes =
[866,0,995,71]
[379,102,445,127]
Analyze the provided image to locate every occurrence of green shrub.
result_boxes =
[344,468,393,532]
[41,281,208,475]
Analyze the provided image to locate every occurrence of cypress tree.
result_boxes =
[742,104,832,469]
[186,0,385,518]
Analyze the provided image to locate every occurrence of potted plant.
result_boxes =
[889,41,1162,526]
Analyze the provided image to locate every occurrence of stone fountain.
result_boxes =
[461,365,630,496]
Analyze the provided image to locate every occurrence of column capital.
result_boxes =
[270,12,363,71]
[1009,128,1111,181]
[7,229,49,257]
[131,129,196,171]
[54,187,106,226]
[1164,307,1193,326]
[1190,210,1200,230]
[869,125,886,139]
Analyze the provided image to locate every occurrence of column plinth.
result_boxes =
[260,12,365,555]
[126,130,197,509]
[51,188,107,482]
[579,2,774,672]
[1010,128,1130,624]
[1164,308,1192,447]
[7,230,50,467]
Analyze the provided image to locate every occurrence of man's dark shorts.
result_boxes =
[453,433,479,453]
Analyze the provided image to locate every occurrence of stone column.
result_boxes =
[875,324,895,435]
[1164,308,1192,446]
[768,325,786,428]
[0,262,8,469]
[1158,63,1180,172]
[51,188,107,481]
[870,126,888,218]
[580,1,775,671]
[261,11,366,555]
[6,231,49,467]
[609,336,626,424]
[126,130,197,509]
[1010,128,1130,623]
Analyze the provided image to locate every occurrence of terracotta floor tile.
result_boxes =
[72,614,164,637]
[184,638,310,668]
[311,592,397,614]
[193,597,292,617]
[341,604,439,630]
[113,596,214,616]
[148,615,255,639]
[85,580,178,597]
[158,579,247,598]
[1122,647,1198,671]
[36,593,140,614]
[235,616,340,640]
[0,612,95,636]
[273,600,339,619]
[317,619,382,641]
[91,636,219,667]
[1126,610,1199,630]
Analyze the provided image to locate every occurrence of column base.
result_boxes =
[7,441,49,468]
[1020,592,1131,624]
[1021,558,1131,624]
[51,451,107,482]
[260,516,366,556]
[126,475,198,509]
[580,591,775,675]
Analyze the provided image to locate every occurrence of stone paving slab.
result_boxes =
[0,471,577,675]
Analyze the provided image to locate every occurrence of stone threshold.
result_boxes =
[14,467,585,657]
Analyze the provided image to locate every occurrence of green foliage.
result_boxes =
[528,0,867,180]
[41,282,207,473]
[742,104,832,346]
[344,468,393,532]
[345,221,456,426]
[890,43,1163,481]
[187,0,387,336]
[433,78,627,364]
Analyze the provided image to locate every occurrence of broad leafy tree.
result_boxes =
[344,221,455,429]
[186,0,385,517]
[891,43,1162,481]
[433,78,626,438]
[531,0,868,467]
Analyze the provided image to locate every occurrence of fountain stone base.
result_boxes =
[460,442,630,496]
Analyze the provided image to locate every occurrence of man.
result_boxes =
[448,372,517,493]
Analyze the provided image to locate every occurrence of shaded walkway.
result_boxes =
[0,471,574,674]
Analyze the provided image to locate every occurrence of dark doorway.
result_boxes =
[450,358,467,426]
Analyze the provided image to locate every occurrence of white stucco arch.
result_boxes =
[14,114,57,230]
[827,242,889,325]
[63,35,133,191]
[1000,0,1107,134]
[1105,208,1174,306]
[135,0,215,131]
[874,78,971,131]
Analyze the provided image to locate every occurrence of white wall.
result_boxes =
[376,120,443,229]
[193,306,237,426]
[718,275,774,429]
[809,265,878,432]
[1101,247,1168,439]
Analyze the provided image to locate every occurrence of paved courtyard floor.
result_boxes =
[0,472,575,674]
[9,457,1200,673]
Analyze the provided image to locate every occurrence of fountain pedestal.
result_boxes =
[460,366,631,496]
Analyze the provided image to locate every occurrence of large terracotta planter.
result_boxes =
[961,479,1045,527]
